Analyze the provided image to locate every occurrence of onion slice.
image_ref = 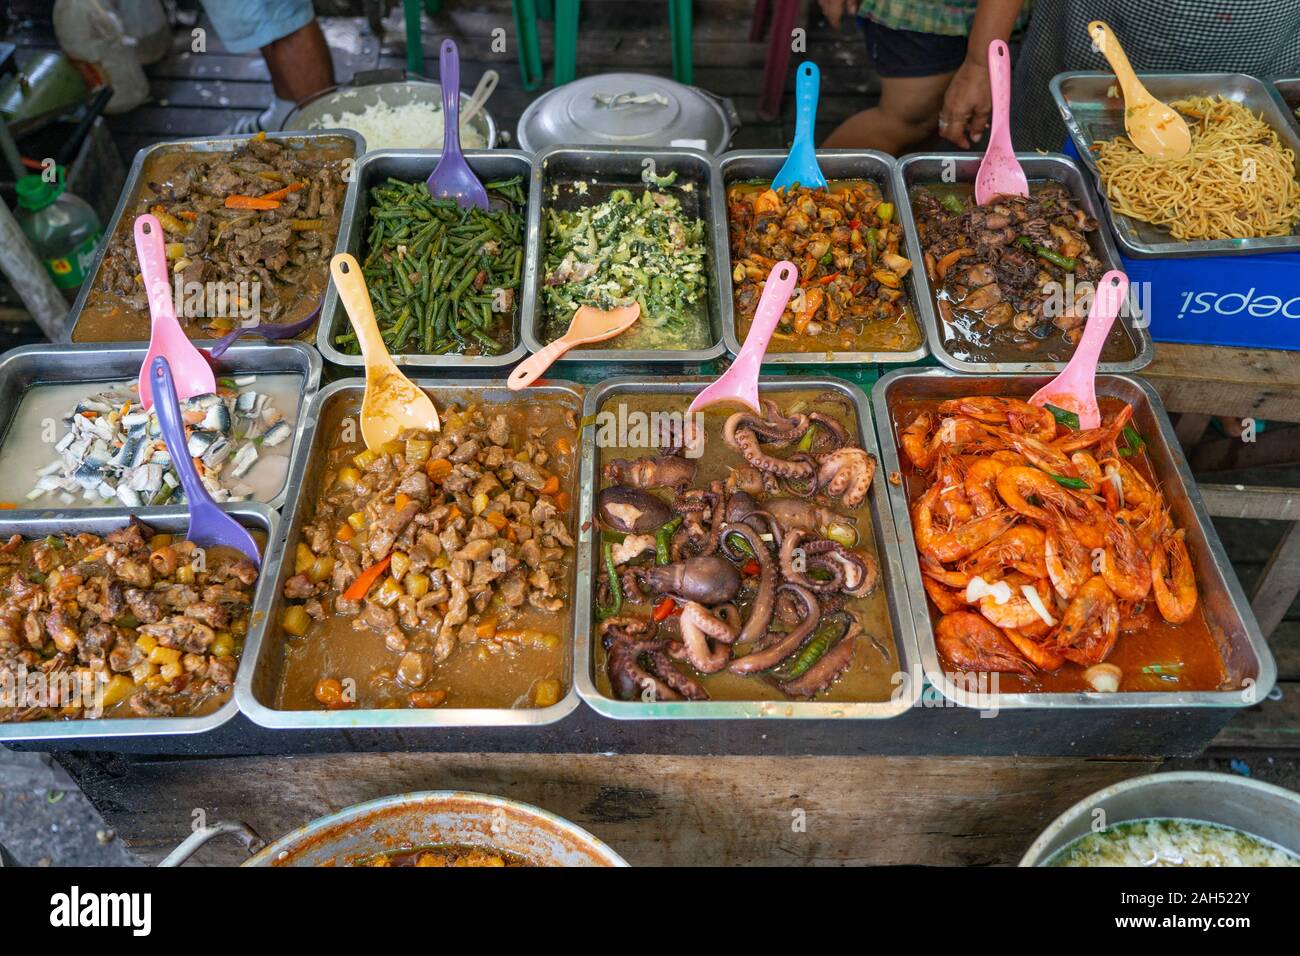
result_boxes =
[1021,583,1057,627]
[966,575,1012,605]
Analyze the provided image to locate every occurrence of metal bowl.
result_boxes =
[162,791,628,867]
[282,72,497,151]
[1020,771,1300,866]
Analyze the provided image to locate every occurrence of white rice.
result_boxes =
[310,95,487,150]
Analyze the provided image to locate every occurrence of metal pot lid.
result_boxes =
[517,73,736,155]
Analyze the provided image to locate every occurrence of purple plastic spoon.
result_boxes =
[1029,270,1129,431]
[687,260,798,417]
[207,298,322,359]
[425,39,488,210]
[151,355,261,567]
[974,40,1029,205]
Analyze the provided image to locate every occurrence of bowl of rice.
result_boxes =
[1021,771,1300,867]
[281,77,496,152]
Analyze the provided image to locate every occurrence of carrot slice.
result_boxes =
[342,554,392,602]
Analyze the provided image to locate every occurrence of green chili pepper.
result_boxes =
[723,529,755,558]
[939,192,965,215]
[1123,426,1146,452]
[771,616,848,681]
[596,540,623,621]
[1142,662,1184,675]
[797,426,817,452]
[1045,403,1081,430]
[1050,474,1090,490]
[655,516,683,565]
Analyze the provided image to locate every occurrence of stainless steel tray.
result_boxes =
[1275,78,1300,127]
[872,368,1276,710]
[237,378,585,729]
[1051,72,1300,258]
[318,149,533,369]
[66,129,364,344]
[717,150,929,366]
[893,152,1153,375]
[0,342,320,514]
[522,145,729,365]
[574,376,921,719]
[0,503,279,741]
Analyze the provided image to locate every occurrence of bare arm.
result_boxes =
[939,0,1024,148]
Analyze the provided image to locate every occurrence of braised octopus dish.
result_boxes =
[895,396,1226,693]
[595,391,897,703]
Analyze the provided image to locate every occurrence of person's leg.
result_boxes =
[821,17,965,152]
[260,19,336,104]
[822,72,955,152]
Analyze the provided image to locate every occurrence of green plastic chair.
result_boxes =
[513,0,693,90]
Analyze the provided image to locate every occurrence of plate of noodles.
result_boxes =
[1051,72,1300,257]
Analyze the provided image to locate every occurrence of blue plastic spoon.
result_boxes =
[425,38,489,210]
[771,61,828,193]
[151,356,262,567]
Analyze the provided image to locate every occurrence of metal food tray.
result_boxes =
[66,129,365,344]
[718,150,929,366]
[0,503,279,741]
[237,378,585,729]
[1051,72,1300,258]
[872,368,1276,710]
[0,342,320,513]
[574,376,921,719]
[318,149,533,369]
[893,152,1153,375]
[522,145,729,365]
[1275,78,1300,126]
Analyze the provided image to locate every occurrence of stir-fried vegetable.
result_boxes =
[596,540,623,620]
[335,176,526,356]
[540,187,710,350]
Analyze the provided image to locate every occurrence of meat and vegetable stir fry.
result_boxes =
[910,184,1133,364]
[0,518,258,721]
[728,182,921,354]
[75,133,351,342]
[596,392,897,703]
[278,400,578,711]
[897,396,1225,692]
[333,176,526,357]
[541,183,711,351]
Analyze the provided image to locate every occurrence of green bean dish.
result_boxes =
[541,186,711,351]
[334,176,526,356]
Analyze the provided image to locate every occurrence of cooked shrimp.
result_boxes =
[912,485,1018,564]
[1070,451,1104,493]
[1003,627,1066,671]
[1050,575,1119,666]
[1101,513,1152,603]
[1099,452,1158,517]
[1053,405,1134,453]
[923,574,967,614]
[900,411,935,469]
[1151,528,1198,624]
[1044,516,1093,600]
[996,466,1089,522]
[936,397,1056,441]
[962,525,1047,580]
[964,458,1008,516]
[935,611,1031,674]
[988,426,1078,477]
[932,453,973,522]
[978,575,1055,630]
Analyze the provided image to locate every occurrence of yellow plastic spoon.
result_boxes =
[1089,21,1191,161]
[508,303,640,390]
[330,253,440,449]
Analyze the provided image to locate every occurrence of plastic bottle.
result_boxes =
[53,0,150,114]
[14,169,104,291]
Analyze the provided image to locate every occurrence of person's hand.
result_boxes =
[939,56,992,148]
[818,0,859,30]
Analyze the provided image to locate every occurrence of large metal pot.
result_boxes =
[281,69,498,151]
[161,791,626,867]
[1020,771,1300,866]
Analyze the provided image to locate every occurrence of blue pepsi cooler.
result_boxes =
[1055,72,1300,351]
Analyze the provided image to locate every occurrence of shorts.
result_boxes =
[198,0,315,54]
[859,17,969,78]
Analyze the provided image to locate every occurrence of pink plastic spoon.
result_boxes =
[687,260,798,417]
[974,39,1029,205]
[134,214,215,409]
[1029,270,1129,431]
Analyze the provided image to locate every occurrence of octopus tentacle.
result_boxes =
[729,583,821,675]
[722,523,777,646]
[804,539,880,597]
[671,601,739,673]
[814,448,876,508]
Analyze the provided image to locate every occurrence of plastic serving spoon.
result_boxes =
[425,39,489,210]
[1029,269,1129,431]
[135,214,216,410]
[330,253,441,447]
[1089,21,1190,160]
[974,39,1029,205]
[462,69,499,127]
[771,62,828,193]
[508,303,641,391]
[206,298,322,359]
[151,355,261,567]
[687,261,798,417]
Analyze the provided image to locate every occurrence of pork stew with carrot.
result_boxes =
[277,400,579,712]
